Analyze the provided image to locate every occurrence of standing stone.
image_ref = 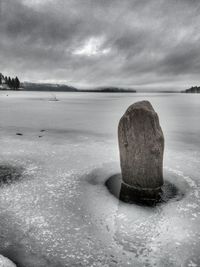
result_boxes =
[118,101,164,200]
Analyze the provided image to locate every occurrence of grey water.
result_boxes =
[0,91,200,266]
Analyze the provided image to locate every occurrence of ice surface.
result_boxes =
[0,91,200,266]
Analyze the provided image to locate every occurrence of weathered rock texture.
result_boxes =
[118,101,164,199]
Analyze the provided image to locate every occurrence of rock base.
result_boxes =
[119,182,162,205]
[105,173,185,206]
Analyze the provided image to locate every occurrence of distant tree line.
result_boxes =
[0,73,20,90]
[184,86,200,93]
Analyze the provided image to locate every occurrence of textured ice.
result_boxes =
[0,91,200,266]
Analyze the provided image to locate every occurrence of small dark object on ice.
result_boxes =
[49,95,59,101]
[38,136,43,138]
[16,133,23,136]
[40,129,46,132]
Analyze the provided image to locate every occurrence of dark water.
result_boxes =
[105,174,184,206]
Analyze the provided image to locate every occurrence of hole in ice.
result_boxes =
[0,164,24,186]
[105,173,186,207]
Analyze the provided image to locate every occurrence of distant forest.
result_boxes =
[184,86,200,93]
[0,73,21,90]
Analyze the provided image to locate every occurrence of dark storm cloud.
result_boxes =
[1,0,200,89]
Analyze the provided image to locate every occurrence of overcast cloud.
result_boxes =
[0,0,200,90]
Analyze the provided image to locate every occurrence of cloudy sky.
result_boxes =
[0,0,200,90]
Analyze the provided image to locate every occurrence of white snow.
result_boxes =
[0,91,200,266]
[0,255,16,267]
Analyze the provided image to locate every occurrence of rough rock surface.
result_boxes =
[0,255,16,267]
[118,101,164,198]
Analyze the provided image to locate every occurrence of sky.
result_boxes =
[0,0,200,90]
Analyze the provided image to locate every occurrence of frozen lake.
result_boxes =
[0,91,200,267]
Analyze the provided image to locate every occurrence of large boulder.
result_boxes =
[118,101,164,200]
